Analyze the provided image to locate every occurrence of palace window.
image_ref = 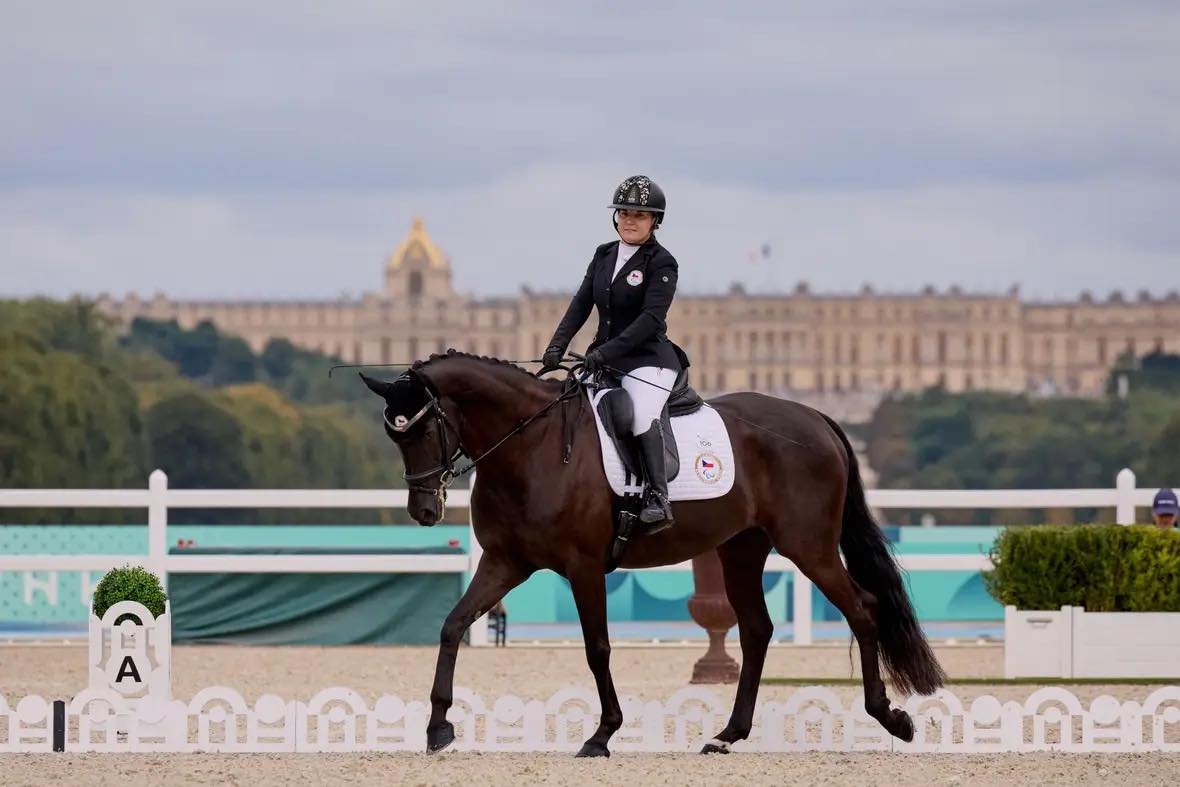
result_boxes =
[409,271,423,298]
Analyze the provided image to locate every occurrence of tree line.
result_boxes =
[4,297,1178,526]
[862,352,1180,524]
[0,299,404,524]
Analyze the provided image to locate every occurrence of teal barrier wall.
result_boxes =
[0,524,1002,624]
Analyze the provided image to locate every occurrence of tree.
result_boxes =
[261,339,297,379]
[0,330,148,522]
[144,392,249,489]
[209,336,257,385]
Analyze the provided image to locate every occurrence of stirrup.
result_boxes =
[639,490,673,529]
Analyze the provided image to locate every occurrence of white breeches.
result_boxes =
[621,366,677,435]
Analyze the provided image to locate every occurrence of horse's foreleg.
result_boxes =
[568,564,621,758]
[703,528,773,754]
[427,555,528,753]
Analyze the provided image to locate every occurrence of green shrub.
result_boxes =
[92,565,168,621]
[984,525,1180,611]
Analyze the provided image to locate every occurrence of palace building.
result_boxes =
[97,218,1180,417]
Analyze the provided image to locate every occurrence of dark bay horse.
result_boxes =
[360,350,945,756]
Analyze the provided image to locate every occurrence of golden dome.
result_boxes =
[386,217,449,271]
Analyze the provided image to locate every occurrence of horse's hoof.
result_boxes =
[885,709,914,742]
[427,721,455,753]
[700,738,732,754]
[575,741,611,758]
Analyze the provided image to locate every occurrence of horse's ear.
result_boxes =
[358,372,392,399]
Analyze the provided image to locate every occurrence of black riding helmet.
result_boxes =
[610,175,665,230]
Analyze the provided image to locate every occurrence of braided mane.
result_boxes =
[411,348,547,384]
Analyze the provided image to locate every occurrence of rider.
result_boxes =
[541,175,689,532]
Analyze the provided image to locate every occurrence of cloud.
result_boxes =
[0,1,1176,299]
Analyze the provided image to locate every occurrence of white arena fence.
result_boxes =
[6,683,1180,753]
[0,468,1158,646]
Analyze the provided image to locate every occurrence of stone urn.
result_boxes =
[687,549,740,683]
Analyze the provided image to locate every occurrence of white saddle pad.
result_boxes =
[588,388,736,501]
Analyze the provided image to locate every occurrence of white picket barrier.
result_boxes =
[5,683,1180,753]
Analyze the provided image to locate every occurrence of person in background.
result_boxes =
[1152,488,1178,529]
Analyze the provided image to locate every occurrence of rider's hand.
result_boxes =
[541,346,565,371]
[583,349,606,374]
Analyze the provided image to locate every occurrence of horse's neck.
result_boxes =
[428,361,556,458]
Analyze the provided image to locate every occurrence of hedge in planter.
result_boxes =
[984,524,1180,612]
[92,565,169,621]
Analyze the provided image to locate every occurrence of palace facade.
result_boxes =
[97,219,1180,415]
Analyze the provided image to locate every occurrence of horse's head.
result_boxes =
[360,370,460,525]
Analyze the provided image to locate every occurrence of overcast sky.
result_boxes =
[2,1,1177,301]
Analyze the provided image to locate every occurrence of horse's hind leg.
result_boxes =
[798,552,914,741]
[427,554,530,753]
[702,527,773,754]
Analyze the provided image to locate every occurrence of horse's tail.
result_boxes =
[820,413,946,696]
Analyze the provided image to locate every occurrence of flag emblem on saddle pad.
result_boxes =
[626,270,644,286]
[694,452,722,484]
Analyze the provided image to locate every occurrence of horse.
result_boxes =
[359,350,945,757]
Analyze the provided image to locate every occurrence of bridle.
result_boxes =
[383,390,461,503]
[384,373,582,508]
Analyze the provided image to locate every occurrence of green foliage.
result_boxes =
[864,374,1180,524]
[0,300,405,523]
[92,565,168,620]
[984,525,1180,611]
[0,304,149,522]
[1107,351,1180,395]
[261,339,297,379]
[144,391,249,490]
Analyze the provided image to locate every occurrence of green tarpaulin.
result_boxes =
[168,547,463,645]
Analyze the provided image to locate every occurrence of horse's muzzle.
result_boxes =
[408,497,442,526]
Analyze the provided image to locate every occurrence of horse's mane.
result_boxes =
[411,348,551,387]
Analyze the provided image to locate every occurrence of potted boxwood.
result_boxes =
[92,565,169,624]
[985,525,1180,678]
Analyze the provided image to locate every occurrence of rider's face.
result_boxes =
[616,210,655,244]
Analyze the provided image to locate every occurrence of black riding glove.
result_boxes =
[583,349,607,375]
[541,346,565,371]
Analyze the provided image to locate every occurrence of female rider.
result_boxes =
[541,175,689,532]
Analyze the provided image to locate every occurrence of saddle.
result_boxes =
[592,368,705,484]
[590,369,707,571]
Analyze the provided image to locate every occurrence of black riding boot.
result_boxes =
[637,419,674,531]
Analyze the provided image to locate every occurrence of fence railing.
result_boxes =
[0,468,1160,646]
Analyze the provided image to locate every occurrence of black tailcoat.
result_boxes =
[547,236,689,374]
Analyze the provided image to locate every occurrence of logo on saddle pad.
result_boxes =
[626,270,644,286]
[694,452,723,484]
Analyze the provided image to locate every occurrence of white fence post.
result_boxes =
[467,472,490,647]
[793,567,813,645]
[1115,467,1136,525]
[148,469,169,588]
